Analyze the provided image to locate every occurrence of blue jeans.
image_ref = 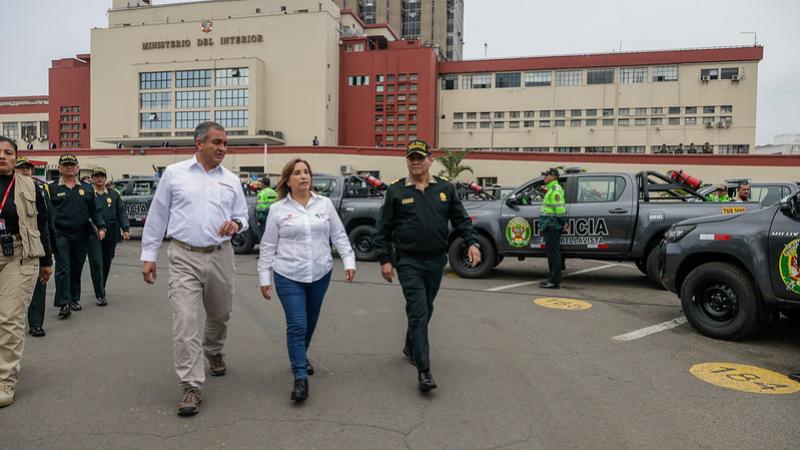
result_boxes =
[273,270,332,379]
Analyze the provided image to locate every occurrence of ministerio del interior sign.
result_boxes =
[142,34,264,50]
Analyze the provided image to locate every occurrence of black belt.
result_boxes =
[396,249,444,260]
[171,239,228,254]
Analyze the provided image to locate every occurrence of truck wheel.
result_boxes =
[448,235,495,278]
[494,255,505,268]
[348,225,378,261]
[635,259,647,275]
[646,246,665,290]
[232,229,257,254]
[680,262,761,340]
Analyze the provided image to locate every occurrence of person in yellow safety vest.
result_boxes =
[706,185,730,202]
[538,167,566,289]
[256,177,278,225]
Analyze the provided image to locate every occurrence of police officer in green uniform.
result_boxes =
[706,185,730,202]
[16,156,54,337]
[48,154,106,319]
[539,168,566,289]
[87,167,130,307]
[374,140,481,393]
[255,176,278,227]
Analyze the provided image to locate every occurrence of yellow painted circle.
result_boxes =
[533,297,592,311]
[690,362,800,395]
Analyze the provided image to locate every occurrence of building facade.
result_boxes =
[0,96,50,150]
[50,55,91,149]
[335,0,464,60]
[437,47,762,155]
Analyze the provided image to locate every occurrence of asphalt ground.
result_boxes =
[3,234,799,449]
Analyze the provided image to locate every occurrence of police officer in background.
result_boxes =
[255,176,278,228]
[374,140,481,393]
[16,156,54,337]
[707,185,730,202]
[539,168,566,289]
[87,167,130,307]
[48,154,106,319]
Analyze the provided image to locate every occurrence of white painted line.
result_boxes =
[612,316,688,342]
[486,263,618,292]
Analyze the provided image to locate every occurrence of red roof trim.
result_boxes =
[439,46,764,74]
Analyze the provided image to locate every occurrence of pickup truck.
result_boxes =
[231,174,385,258]
[660,190,800,340]
[112,177,160,227]
[446,170,761,288]
[697,180,799,206]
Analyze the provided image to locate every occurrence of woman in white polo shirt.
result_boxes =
[257,158,356,402]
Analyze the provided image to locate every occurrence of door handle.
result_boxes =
[609,208,628,214]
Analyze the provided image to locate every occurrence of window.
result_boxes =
[718,144,749,154]
[554,120,565,127]
[617,145,645,154]
[523,120,535,128]
[386,124,394,131]
[2,122,18,139]
[602,118,614,126]
[668,117,681,125]
[348,75,370,86]
[650,118,663,126]
[494,111,505,119]
[720,116,733,125]
[175,111,211,129]
[703,116,714,126]
[522,147,550,153]
[586,109,597,117]
[453,122,464,129]
[214,109,248,128]
[410,74,418,81]
[556,70,582,86]
[409,124,417,131]
[652,65,678,82]
[375,85,384,93]
[409,94,417,101]
[376,75,385,83]
[401,0,422,38]
[685,117,697,125]
[554,110,565,117]
[585,119,597,126]
[620,67,648,83]
[140,112,172,129]
[139,71,171,90]
[509,111,520,119]
[700,68,719,80]
[585,146,613,154]
[467,112,477,120]
[570,119,582,127]
[540,110,551,118]
[635,118,646,126]
[140,92,171,109]
[525,71,552,87]
[214,89,248,107]
[554,146,580,153]
[176,91,211,108]
[386,115,395,122]
[39,121,48,139]
[618,108,630,116]
[524,111,535,118]
[635,108,647,116]
[387,75,396,82]
[685,106,697,114]
[509,121,520,128]
[399,74,408,82]
[375,125,384,132]
[375,115,383,123]
[176,69,211,88]
[215,68,249,87]
[397,124,406,131]
[587,68,614,84]
[398,114,406,121]
[453,112,464,120]
[618,118,629,126]
[464,73,491,89]
[703,106,715,113]
[602,108,614,116]
[496,72,521,88]
[540,120,550,128]
[493,121,504,129]
[479,122,489,128]
[385,134,395,142]
[721,105,733,113]
[721,68,739,79]
[570,109,582,117]
[651,107,663,115]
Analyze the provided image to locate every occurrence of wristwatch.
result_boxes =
[231,219,243,232]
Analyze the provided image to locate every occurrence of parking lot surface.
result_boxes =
[3,237,799,449]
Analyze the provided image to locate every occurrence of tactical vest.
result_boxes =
[14,174,46,259]
[540,180,566,217]
[257,187,278,211]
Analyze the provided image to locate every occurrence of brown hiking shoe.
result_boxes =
[207,353,226,376]
[177,387,201,417]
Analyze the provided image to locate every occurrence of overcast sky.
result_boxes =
[3,0,798,144]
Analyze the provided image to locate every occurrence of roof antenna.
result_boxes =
[619,40,623,52]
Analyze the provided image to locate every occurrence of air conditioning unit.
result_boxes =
[700,75,711,82]
[705,122,714,128]
[716,122,725,128]
[731,74,742,82]
[263,130,275,137]
[274,131,284,140]
[340,164,353,175]
[725,121,731,128]
[257,129,268,135]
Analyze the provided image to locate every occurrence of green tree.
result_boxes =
[436,148,474,181]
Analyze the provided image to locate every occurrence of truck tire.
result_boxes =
[348,225,378,261]
[646,246,665,290]
[232,229,257,254]
[448,235,495,278]
[680,262,761,340]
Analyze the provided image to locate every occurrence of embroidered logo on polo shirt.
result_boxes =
[78,189,85,196]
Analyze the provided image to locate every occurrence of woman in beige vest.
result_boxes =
[0,136,53,408]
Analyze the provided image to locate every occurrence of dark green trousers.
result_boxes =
[27,280,46,328]
[396,254,446,374]
[542,226,564,285]
[88,225,119,299]
[54,230,89,307]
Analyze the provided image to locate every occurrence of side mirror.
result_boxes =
[780,194,800,217]
[505,194,519,210]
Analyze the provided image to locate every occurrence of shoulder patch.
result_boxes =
[391,178,405,185]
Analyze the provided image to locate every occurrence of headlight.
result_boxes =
[664,224,696,242]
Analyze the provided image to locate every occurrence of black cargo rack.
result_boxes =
[637,171,708,202]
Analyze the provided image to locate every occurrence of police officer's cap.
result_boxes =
[58,153,78,165]
[92,167,107,177]
[716,185,727,191]
[541,167,560,177]
[406,140,431,158]
[15,156,34,168]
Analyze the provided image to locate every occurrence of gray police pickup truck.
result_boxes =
[661,189,800,340]
[112,177,159,227]
[232,174,385,258]
[697,180,799,206]
[447,170,761,287]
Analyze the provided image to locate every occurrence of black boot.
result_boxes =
[402,347,417,366]
[58,305,71,320]
[97,297,107,307]
[291,379,308,402]
[789,372,800,383]
[306,360,314,376]
[418,371,437,392]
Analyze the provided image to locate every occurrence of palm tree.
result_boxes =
[436,148,474,181]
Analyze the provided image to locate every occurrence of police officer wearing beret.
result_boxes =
[15,156,55,337]
[48,154,106,319]
[374,140,481,393]
[87,167,130,307]
[539,168,566,289]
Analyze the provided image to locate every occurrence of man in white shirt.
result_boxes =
[140,121,248,417]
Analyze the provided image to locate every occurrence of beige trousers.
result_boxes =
[0,242,39,388]
[167,241,234,390]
